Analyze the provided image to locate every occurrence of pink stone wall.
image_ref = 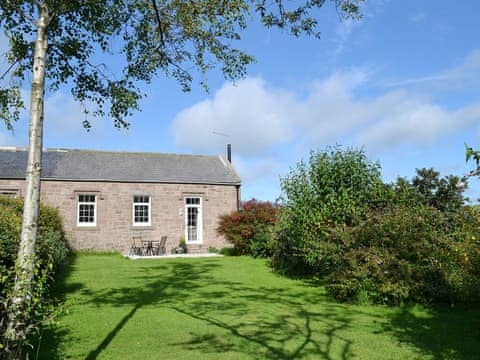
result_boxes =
[0,179,238,254]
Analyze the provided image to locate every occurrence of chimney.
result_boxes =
[227,144,232,163]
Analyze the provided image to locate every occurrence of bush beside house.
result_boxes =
[273,146,383,276]
[0,196,69,353]
[273,146,480,306]
[217,199,279,257]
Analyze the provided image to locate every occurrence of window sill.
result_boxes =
[75,226,99,231]
[186,241,203,245]
[131,225,155,231]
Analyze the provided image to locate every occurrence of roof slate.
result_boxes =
[0,148,241,185]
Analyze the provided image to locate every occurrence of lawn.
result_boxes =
[37,254,480,359]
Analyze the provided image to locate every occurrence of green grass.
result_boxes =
[37,254,480,359]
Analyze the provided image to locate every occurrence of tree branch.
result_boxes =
[0,60,20,81]
[15,4,37,26]
[150,0,166,48]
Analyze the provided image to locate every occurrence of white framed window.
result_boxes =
[184,196,202,244]
[0,189,19,198]
[77,194,97,227]
[133,195,151,226]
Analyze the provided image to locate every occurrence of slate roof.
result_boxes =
[0,147,241,185]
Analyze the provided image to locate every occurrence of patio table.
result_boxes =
[142,240,161,256]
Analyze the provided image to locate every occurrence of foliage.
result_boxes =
[217,199,279,257]
[448,205,480,302]
[410,168,466,215]
[0,0,363,130]
[273,146,382,274]
[327,195,480,305]
[273,145,480,305]
[465,144,480,175]
[207,247,219,254]
[0,196,68,281]
[326,204,453,305]
[1,0,363,355]
[328,205,480,304]
[178,236,187,253]
[218,247,238,256]
[0,196,69,354]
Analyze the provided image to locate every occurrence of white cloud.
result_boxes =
[441,50,480,89]
[232,155,284,183]
[172,52,480,157]
[44,92,85,136]
[171,78,296,155]
[0,90,92,147]
[297,69,371,141]
[356,102,480,150]
[0,88,107,149]
[384,50,480,90]
[383,75,448,88]
[43,91,105,139]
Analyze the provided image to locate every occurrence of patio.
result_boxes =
[127,253,223,259]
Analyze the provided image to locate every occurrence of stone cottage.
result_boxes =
[0,147,241,254]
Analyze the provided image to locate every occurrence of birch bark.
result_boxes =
[6,4,49,357]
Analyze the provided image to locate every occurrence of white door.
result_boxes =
[185,197,202,244]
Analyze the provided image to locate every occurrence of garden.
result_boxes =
[34,254,480,359]
[2,146,480,358]
[219,147,480,306]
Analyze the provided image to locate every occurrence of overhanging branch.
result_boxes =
[0,61,20,81]
[150,0,166,48]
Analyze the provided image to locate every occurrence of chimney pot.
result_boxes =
[227,144,232,163]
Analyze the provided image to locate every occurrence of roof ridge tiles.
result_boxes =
[0,147,241,185]
[42,147,215,157]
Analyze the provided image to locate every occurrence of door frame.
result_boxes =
[184,196,203,244]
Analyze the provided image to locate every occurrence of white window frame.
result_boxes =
[184,196,202,244]
[77,194,97,227]
[132,195,151,226]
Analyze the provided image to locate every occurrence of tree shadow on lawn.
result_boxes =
[172,305,354,359]
[169,278,480,359]
[169,278,363,359]
[75,261,360,359]
[296,274,480,359]
[381,304,480,359]
[38,256,480,359]
[83,261,222,359]
[40,257,361,359]
[37,259,219,359]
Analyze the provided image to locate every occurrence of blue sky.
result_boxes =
[1,0,480,202]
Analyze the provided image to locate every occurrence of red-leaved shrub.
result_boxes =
[217,199,279,257]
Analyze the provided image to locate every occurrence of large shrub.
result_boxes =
[447,205,480,302]
[273,146,382,275]
[0,196,69,353]
[273,145,480,305]
[217,199,278,257]
[327,203,480,305]
[326,204,454,305]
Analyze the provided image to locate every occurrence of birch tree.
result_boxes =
[0,0,362,356]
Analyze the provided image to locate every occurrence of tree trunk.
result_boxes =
[5,5,49,358]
